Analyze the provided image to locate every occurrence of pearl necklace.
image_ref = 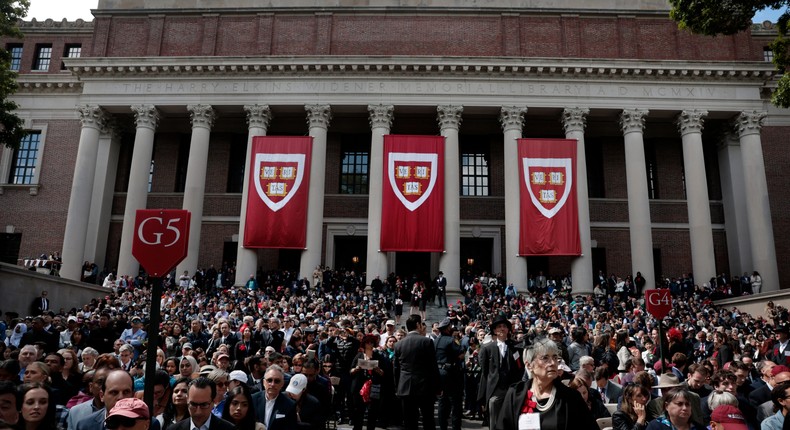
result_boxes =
[531,385,557,412]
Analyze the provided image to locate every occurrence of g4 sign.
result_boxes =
[132,209,190,277]
[645,289,672,320]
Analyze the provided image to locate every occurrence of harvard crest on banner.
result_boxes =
[244,136,312,249]
[518,139,581,256]
[381,135,445,252]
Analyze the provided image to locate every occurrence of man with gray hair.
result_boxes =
[251,364,297,429]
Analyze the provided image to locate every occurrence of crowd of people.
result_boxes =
[0,265,788,430]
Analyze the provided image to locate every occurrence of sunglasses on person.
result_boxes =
[106,417,144,429]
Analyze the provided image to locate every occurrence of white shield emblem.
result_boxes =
[523,157,573,219]
[253,153,306,212]
[388,152,438,212]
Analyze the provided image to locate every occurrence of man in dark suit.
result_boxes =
[435,271,447,307]
[30,290,50,316]
[169,377,235,430]
[692,331,714,363]
[251,364,298,430]
[594,366,623,404]
[748,360,776,407]
[477,314,524,430]
[76,369,136,430]
[394,313,440,430]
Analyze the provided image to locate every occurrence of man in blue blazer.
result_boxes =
[252,364,298,430]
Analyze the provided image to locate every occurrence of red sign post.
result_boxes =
[645,288,672,374]
[645,289,672,320]
[132,209,190,276]
[131,209,189,416]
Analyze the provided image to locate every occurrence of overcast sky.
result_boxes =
[23,0,788,23]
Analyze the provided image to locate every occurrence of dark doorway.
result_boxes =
[334,236,367,272]
[222,241,238,268]
[395,252,431,283]
[653,248,662,284]
[460,238,493,275]
[526,256,549,277]
[278,249,301,272]
[592,247,607,278]
[0,233,21,265]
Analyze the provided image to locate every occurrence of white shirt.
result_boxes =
[190,417,210,430]
[264,396,277,425]
[497,339,507,358]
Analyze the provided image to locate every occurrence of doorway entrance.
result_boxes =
[333,236,367,272]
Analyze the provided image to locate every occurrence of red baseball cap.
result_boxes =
[710,405,747,430]
[106,398,150,420]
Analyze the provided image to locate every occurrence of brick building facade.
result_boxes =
[0,0,787,293]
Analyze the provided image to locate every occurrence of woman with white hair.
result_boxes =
[497,338,597,430]
[79,347,99,372]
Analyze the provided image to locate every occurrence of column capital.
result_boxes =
[437,105,463,131]
[620,108,649,135]
[130,105,160,131]
[500,106,527,133]
[734,110,767,138]
[368,104,394,130]
[305,104,332,130]
[244,105,272,131]
[676,109,708,136]
[717,131,741,150]
[561,107,589,134]
[77,105,108,131]
[187,104,215,130]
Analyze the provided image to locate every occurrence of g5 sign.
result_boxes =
[645,289,672,320]
[132,210,190,277]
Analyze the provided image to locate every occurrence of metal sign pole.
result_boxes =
[143,277,163,417]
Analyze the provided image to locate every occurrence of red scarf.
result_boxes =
[520,390,538,414]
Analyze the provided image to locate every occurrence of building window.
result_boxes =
[174,137,190,193]
[148,159,154,192]
[226,137,246,193]
[764,47,774,63]
[7,44,22,71]
[33,44,52,71]
[61,44,81,70]
[9,132,41,184]
[461,152,489,196]
[340,150,369,194]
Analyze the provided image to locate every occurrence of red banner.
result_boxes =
[244,136,312,249]
[518,138,580,256]
[381,135,444,252]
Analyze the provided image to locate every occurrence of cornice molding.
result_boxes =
[64,56,777,84]
[15,75,83,94]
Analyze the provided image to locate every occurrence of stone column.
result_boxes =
[365,105,393,284]
[562,107,593,294]
[175,105,215,276]
[117,105,160,278]
[299,104,332,280]
[717,133,752,274]
[735,111,779,291]
[500,106,528,288]
[234,105,272,286]
[60,105,108,281]
[438,105,463,293]
[620,109,655,290]
[677,110,716,284]
[84,127,121,270]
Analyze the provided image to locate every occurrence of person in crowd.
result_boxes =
[15,382,58,430]
[645,387,706,430]
[161,377,190,430]
[497,337,596,430]
[350,333,385,430]
[79,348,99,373]
[221,384,265,430]
[207,369,229,418]
[169,377,235,430]
[179,356,198,379]
[613,383,650,430]
[478,314,524,429]
[251,365,297,430]
[394,314,440,430]
[762,380,790,430]
[284,373,323,430]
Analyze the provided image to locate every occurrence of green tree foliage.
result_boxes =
[670,0,790,107]
[0,0,28,149]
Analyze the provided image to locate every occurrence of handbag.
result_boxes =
[360,379,372,403]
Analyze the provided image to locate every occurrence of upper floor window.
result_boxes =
[461,152,489,196]
[33,44,52,71]
[645,141,659,199]
[340,150,369,194]
[9,132,41,184]
[61,44,81,70]
[764,47,774,63]
[7,44,22,71]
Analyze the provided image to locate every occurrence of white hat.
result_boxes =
[286,373,308,396]
[67,316,78,323]
[228,370,248,384]
[386,320,396,326]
